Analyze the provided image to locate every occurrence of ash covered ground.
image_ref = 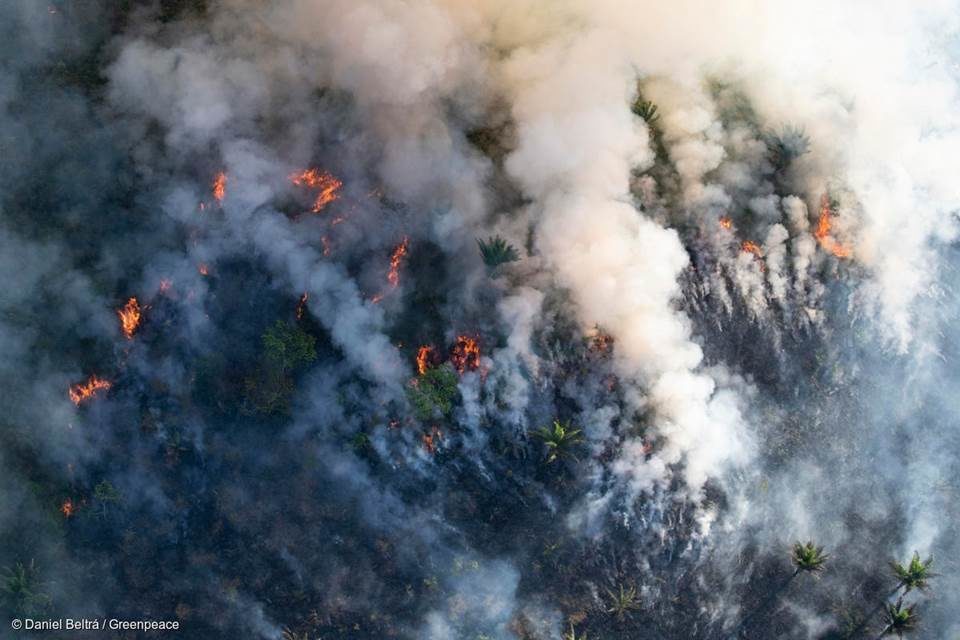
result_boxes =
[2,1,960,639]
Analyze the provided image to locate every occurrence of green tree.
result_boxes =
[891,552,935,593]
[245,320,317,414]
[881,598,917,638]
[1,560,51,617]
[631,98,660,125]
[406,364,459,420]
[477,236,520,269]
[534,420,584,463]
[93,480,122,517]
[791,541,829,576]
[605,583,641,621]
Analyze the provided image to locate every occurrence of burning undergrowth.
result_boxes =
[1,2,960,639]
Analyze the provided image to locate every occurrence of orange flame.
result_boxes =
[415,346,436,375]
[422,426,443,455]
[212,171,227,204]
[740,240,765,271]
[815,195,852,258]
[719,216,733,230]
[387,238,409,289]
[741,240,763,258]
[450,336,481,374]
[117,297,142,340]
[61,499,74,518]
[296,292,308,320]
[290,168,343,213]
[69,375,112,406]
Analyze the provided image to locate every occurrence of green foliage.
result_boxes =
[406,364,459,420]
[791,541,829,575]
[534,420,584,463]
[245,321,317,415]
[631,98,660,125]
[94,480,121,516]
[1,560,51,617]
[882,598,917,638]
[477,236,520,269]
[605,583,642,620]
[892,551,935,593]
[262,320,317,374]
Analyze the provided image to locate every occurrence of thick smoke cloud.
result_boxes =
[2,1,959,639]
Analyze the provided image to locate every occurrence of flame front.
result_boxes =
[415,345,436,375]
[387,238,409,289]
[450,336,480,374]
[212,171,227,203]
[815,195,852,258]
[117,297,141,339]
[69,375,112,405]
[290,168,343,213]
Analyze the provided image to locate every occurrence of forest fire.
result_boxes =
[387,238,409,288]
[69,375,112,405]
[290,168,343,213]
[450,336,480,374]
[415,346,436,375]
[117,297,142,339]
[815,195,852,258]
[60,499,74,518]
[719,216,733,230]
[212,171,227,203]
[741,240,765,270]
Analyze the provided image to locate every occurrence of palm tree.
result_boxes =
[477,236,520,268]
[564,623,588,640]
[631,98,660,125]
[534,420,584,463]
[891,552,935,593]
[880,598,917,638]
[605,583,642,621]
[731,542,829,638]
[791,541,829,576]
[0,560,51,616]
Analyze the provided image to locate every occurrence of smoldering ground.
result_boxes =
[1,1,960,638]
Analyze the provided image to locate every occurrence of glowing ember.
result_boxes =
[296,292,308,320]
[198,263,209,276]
[422,426,442,455]
[212,171,227,203]
[61,499,74,518]
[719,216,733,230]
[69,375,111,405]
[117,297,142,340]
[741,240,763,258]
[290,168,343,213]
[415,345,436,375]
[587,328,614,353]
[814,195,852,258]
[450,336,480,374]
[387,237,409,289]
